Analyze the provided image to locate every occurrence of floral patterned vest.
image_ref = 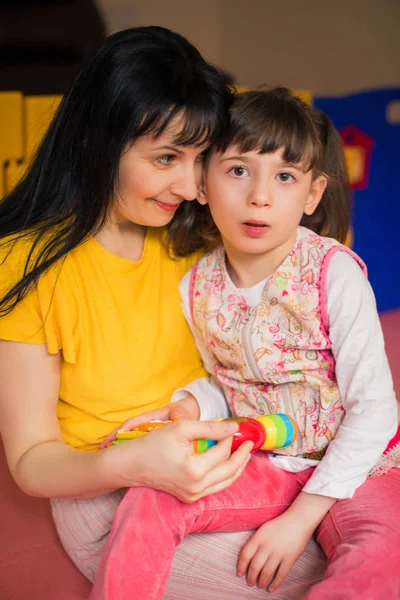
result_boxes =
[190,227,367,456]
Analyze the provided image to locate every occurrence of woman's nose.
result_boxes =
[171,166,199,201]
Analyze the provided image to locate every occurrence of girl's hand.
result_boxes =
[105,418,253,503]
[237,491,336,592]
[237,511,312,592]
[99,394,200,449]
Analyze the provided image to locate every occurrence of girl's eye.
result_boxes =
[229,166,249,178]
[156,154,175,166]
[277,172,295,183]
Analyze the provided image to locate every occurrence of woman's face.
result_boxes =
[112,117,208,228]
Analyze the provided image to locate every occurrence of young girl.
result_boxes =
[94,88,400,600]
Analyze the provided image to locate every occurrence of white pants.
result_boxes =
[51,490,327,599]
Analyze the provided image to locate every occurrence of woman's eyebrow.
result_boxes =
[152,145,183,153]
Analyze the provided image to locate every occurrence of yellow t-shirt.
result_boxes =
[0,228,206,451]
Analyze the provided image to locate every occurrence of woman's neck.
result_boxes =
[95,218,146,262]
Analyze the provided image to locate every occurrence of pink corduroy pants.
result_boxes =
[89,454,400,600]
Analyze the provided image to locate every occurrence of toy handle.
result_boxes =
[113,414,297,455]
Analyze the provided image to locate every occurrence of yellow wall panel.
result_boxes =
[0,92,24,197]
[3,95,61,195]
[24,95,61,159]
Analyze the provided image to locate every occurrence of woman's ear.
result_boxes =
[304,175,327,216]
[197,179,208,205]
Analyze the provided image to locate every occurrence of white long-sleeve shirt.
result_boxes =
[172,252,398,499]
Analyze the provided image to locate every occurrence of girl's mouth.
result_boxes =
[242,220,270,237]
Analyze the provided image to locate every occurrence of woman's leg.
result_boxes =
[166,531,327,600]
[51,466,327,599]
[50,489,127,582]
[90,455,315,600]
[304,468,400,600]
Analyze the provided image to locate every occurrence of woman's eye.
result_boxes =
[277,172,295,183]
[157,154,175,166]
[229,166,249,177]
[196,151,207,163]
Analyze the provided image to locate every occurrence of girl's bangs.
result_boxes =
[219,92,321,170]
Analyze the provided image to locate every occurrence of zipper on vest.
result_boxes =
[242,309,264,381]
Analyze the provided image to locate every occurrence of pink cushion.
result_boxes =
[0,442,91,599]
[380,309,400,401]
[0,310,399,598]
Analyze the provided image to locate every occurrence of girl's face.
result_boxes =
[112,117,208,228]
[199,147,326,260]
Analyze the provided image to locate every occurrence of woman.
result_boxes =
[0,26,323,598]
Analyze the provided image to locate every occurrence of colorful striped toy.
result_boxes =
[112,414,297,455]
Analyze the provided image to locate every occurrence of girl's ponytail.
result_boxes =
[301,108,351,243]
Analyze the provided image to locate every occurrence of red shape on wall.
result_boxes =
[340,125,375,191]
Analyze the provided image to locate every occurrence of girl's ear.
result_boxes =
[304,175,327,216]
[197,179,208,205]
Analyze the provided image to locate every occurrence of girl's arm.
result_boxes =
[0,340,252,500]
[170,269,230,420]
[238,252,397,592]
[302,251,398,499]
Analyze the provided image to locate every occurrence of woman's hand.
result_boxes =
[99,394,200,449]
[104,418,253,503]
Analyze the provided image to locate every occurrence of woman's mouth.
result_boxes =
[241,220,270,238]
[153,199,182,212]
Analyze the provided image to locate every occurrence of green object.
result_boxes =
[196,438,210,453]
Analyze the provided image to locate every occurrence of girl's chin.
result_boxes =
[223,237,271,255]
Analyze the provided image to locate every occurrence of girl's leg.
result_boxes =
[90,455,314,600]
[303,468,400,600]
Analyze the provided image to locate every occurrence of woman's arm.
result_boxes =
[0,340,251,501]
[0,340,122,497]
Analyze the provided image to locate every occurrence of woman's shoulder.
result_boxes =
[151,227,208,277]
[0,233,42,288]
[0,229,75,291]
[0,233,54,345]
[0,232,35,263]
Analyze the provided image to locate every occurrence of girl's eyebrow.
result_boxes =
[278,161,305,171]
[220,155,306,171]
[220,155,250,162]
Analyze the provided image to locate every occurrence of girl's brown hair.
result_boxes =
[175,87,351,253]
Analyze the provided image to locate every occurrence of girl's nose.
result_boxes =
[249,185,272,208]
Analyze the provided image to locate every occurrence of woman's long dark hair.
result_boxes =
[0,26,233,315]
[194,87,351,250]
